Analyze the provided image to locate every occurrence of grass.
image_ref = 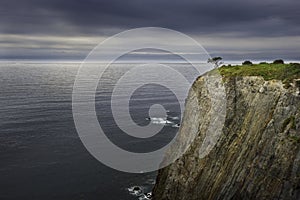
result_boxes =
[218,63,300,85]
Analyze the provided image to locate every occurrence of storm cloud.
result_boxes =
[1,0,299,60]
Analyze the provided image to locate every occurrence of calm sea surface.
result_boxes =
[0,63,198,200]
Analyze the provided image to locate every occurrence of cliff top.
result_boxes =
[218,62,300,86]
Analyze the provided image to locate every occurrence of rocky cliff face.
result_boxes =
[153,74,300,200]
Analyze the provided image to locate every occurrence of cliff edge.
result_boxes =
[153,64,300,200]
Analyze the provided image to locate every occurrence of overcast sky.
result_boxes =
[1,0,299,61]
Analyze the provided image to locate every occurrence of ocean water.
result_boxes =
[0,63,198,200]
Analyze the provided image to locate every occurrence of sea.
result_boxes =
[0,62,199,200]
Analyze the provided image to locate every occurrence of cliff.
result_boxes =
[153,65,300,200]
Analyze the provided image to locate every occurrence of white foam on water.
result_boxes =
[127,185,152,199]
[150,117,173,125]
[172,124,180,128]
[128,186,144,196]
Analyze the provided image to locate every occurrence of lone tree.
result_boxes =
[208,57,223,68]
[242,60,253,65]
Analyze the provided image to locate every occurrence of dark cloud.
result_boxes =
[0,0,299,60]
[1,0,300,36]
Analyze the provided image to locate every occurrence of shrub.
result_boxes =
[273,59,284,64]
[259,62,268,64]
[290,63,300,67]
[242,60,253,65]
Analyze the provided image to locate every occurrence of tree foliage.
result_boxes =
[208,57,223,68]
[242,60,253,65]
[273,59,284,64]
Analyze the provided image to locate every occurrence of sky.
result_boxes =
[1,0,299,62]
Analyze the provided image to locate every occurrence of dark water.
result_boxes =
[0,63,198,200]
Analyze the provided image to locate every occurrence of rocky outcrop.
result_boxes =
[153,74,300,200]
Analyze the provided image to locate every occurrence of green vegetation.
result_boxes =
[242,60,253,65]
[273,59,284,64]
[219,62,300,85]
